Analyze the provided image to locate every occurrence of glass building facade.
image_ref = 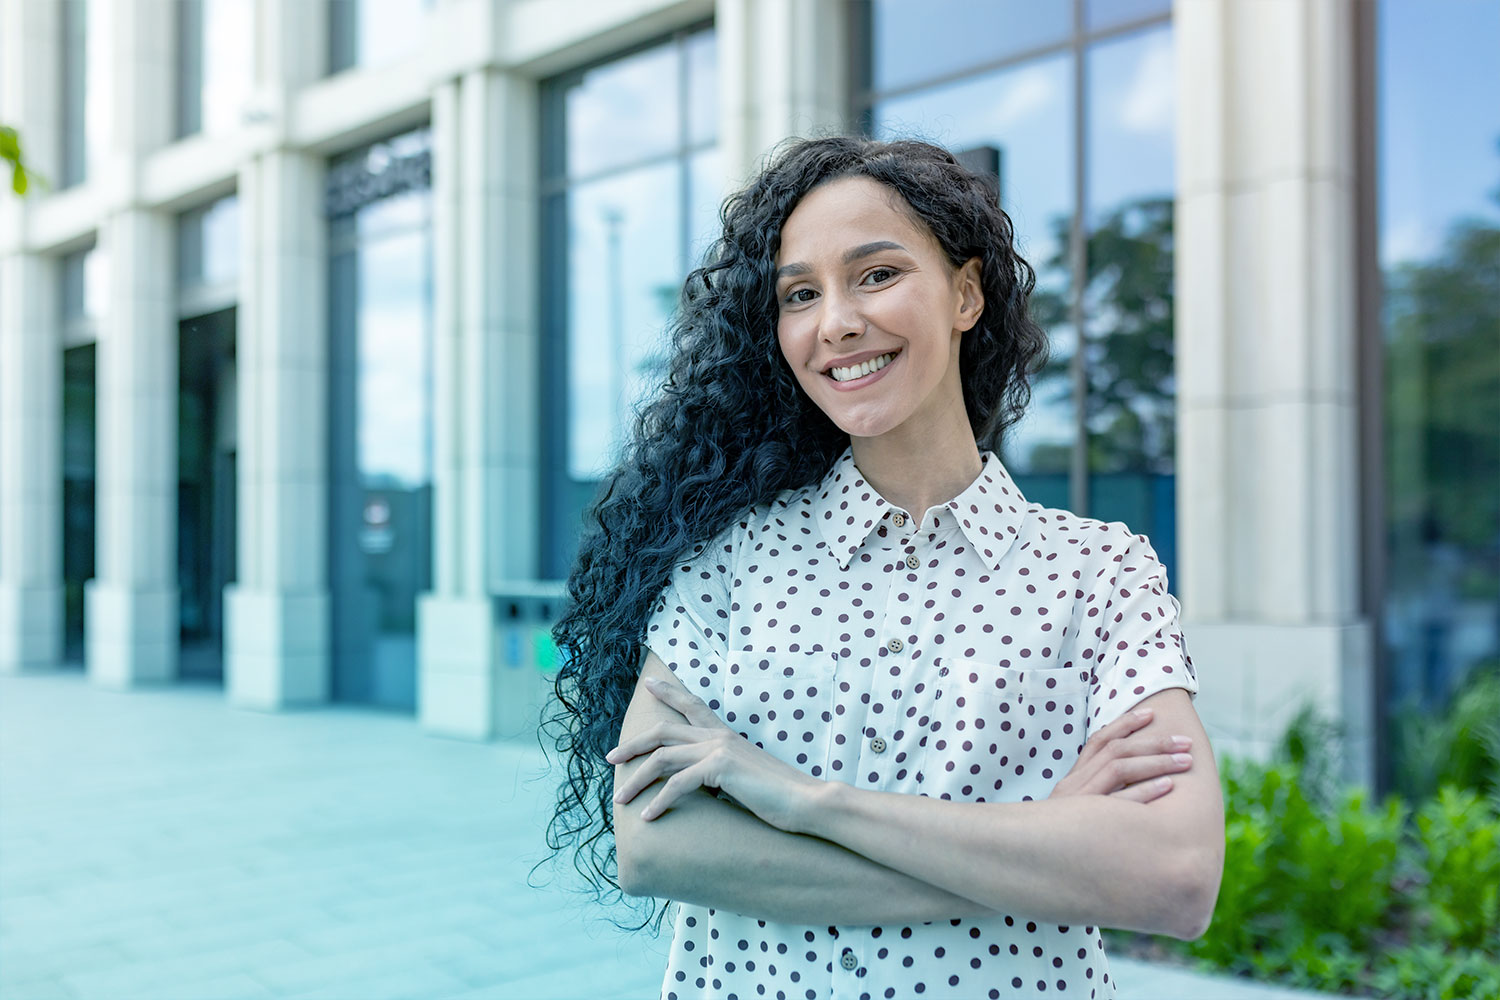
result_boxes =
[859,0,1177,577]
[538,26,719,577]
[1376,1,1500,717]
[0,0,1493,775]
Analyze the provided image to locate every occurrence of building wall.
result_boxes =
[3,0,1495,785]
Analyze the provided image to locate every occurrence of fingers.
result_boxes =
[1078,707,1154,764]
[611,743,704,806]
[1091,752,1194,795]
[640,760,717,821]
[1109,775,1175,804]
[605,721,702,764]
[643,675,723,728]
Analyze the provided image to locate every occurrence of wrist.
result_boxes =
[790,776,848,838]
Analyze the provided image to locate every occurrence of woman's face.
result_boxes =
[774,176,983,443]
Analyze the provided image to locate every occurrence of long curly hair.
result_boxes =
[543,135,1049,919]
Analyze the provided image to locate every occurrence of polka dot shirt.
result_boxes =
[644,447,1198,1000]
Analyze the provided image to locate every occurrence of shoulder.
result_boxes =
[1015,503,1166,589]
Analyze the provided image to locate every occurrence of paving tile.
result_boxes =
[59,938,312,999]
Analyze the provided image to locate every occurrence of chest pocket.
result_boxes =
[919,658,1091,803]
[723,648,836,779]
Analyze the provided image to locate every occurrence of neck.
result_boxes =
[848,412,983,522]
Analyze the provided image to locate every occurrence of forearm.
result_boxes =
[800,783,1220,939]
[615,780,993,926]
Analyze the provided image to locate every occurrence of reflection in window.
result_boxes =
[177,194,240,290]
[176,0,253,137]
[327,128,434,708]
[1083,25,1176,564]
[872,54,1076,506]
[61,246,106,331]
[328,0,432,75]
[867,0,1069,95]
[861,7,1176,573]
[1378,0,1500,721]
[540,27,719,576]
[60,0,88,187]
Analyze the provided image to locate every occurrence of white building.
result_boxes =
[3,0,1497,789]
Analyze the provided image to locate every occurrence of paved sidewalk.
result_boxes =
[1,671,1333,1000]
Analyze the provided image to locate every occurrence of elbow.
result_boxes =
[613,815,661,899]
[1159,844,1223,941]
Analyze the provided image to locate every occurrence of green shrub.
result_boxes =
[1107,702,1500,1000]
[1414,785,1500,950]
[1393,662,1500,804]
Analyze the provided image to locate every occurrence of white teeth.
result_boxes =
[829,352,895,383]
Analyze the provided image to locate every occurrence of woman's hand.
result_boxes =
[607,674,824,832]
[1047,706,1195,803]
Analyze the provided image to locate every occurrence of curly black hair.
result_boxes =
[543,135,1049,922]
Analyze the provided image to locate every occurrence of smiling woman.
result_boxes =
[546,136,1223,1000]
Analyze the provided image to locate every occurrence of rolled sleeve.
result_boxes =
[643,525,738,704]
[1085,530,1198,736]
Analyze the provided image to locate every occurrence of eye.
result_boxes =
[783,287,818,305]
[863,266,900,285]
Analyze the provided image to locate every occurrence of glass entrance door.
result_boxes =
[178,307,237,680]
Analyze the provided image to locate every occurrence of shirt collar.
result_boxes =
[813,447,1030,571]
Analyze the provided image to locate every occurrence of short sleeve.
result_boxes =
[643,524,738,706]
[1085,531,1198,736]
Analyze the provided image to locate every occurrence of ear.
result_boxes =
[954,256,984,333]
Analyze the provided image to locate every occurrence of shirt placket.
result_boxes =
[863,509,923,792]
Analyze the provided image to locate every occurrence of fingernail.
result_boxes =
[605,748,618,762]
[1133,708,1152,720]
[644,677,662,689]
[1156,776,1173,789]
[1172,753,1192,766]
[1170,735,1191,750]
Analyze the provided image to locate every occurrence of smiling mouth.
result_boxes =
[826,352,897,383]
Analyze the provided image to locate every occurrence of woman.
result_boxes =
[548,136,1224,1000]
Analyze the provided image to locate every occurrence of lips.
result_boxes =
[823,349,901,383]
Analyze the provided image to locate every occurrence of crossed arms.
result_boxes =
[611,650,1224,938]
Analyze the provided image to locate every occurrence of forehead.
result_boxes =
[776,176,936,265]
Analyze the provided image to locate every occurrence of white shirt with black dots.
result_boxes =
[644,447,1198,1000]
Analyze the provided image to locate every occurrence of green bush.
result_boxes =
[1107,701,1500,999]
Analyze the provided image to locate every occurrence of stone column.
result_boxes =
[84,0,179,688]
[0,253,64,673]
[417,68,539,740]
[716,0,849,185]
[0,0,64,673]
[1174,0,1373,782]
[222,0,331,710]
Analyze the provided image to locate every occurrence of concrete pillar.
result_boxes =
[83,0,178,688]
[223,150,330,710]
[717,0,849,185]
[1174,0,1373,782]
[0,0,65,673]
[0,255,64,673]
[417,68,540,740]
[222,0,331,710]
[85,210,178,688]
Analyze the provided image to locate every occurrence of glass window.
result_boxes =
[327,128,434,709]
[872,54,1077,507]
[61,245,106,334]
[1378,0,1500,717]
[539,27,720,577]
[868,0,1070,95]
[328,0,433,75]
[1083,25,1176,562]
[63,344,97,664]
[177,194,241,289]
[1086,0,1171,32]
[60,0,88,187]
[177,0,253,137]
[860,5,1178,575]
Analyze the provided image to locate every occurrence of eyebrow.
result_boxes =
[775,240,910,281]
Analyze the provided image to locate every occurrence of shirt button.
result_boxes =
[905,554,920,569]
[869,736,887,753]
[892,513,906,527]
[886,638,903,653]
[840,948,858,971]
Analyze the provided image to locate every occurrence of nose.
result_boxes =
[816,287,863,344]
